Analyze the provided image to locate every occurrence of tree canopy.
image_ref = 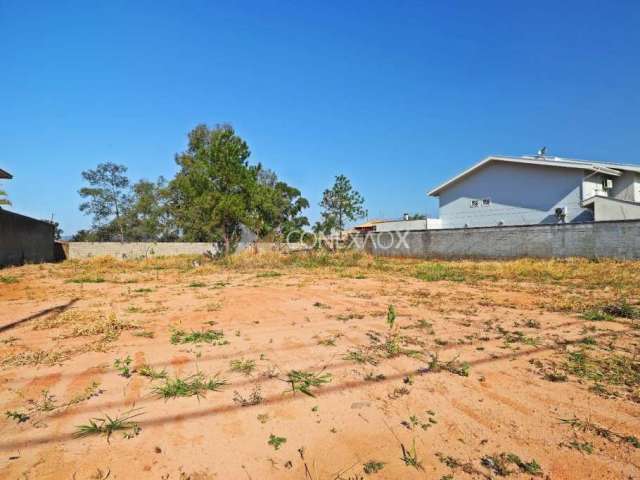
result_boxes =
[0,188,10,206]
[74,124,314,252]
[79,162,130,241]
[316,174,367,235]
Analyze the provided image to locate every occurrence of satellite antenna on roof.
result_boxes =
[537,146,547,157]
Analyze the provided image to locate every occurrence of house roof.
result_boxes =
[353,219,386,230]
[0,168,12,179]
[428,155,640,197]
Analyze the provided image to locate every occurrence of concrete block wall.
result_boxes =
[356,220,640,260]
[0,209,55,266]
[63,241,308,260]
[65,242,220,260]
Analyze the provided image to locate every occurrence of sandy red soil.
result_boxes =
[0,258,638,479]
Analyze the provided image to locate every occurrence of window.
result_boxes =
[482,198,491,207]
[470,200,479,208]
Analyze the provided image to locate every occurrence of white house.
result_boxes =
[428,155,640,229]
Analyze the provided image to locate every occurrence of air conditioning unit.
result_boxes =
[555,206,567,222]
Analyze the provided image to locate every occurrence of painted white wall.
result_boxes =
[375,219,427,231]
[592,197,640,221]
[609,171,636,202]
[437,162,593,228]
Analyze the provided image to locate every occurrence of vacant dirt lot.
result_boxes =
[1,252,639,479]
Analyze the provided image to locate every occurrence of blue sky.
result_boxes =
[1,1,638,235]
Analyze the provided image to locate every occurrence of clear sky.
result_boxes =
[1,1,639,235]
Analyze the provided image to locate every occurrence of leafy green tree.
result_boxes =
[318,174,367,236]
[408,213,426,220]
[123,177,177,241]
[0,190,9,206]
[255,167,309,242]
[79,162,130,241]
[169,124,260,254]
[52,221,63,240]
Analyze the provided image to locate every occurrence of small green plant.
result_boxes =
[344,349,378,365]
[561,416,639,449]
[363,460,385,474]
[257,271,281,278]
[114,356,133,377]
[0,275,19,284]
[505,453,542,475]
[230,358,256,376]
[154,373,227,399]
[416,263,465,282]
[481,454,511,476]
[74,409,143,442]
[5,410,29,423]
[268,434,287,450]
[563,440,594,454]
[286,370,332,397]
[428,353,470,377]
[188,281,206,288]
[481,452,542,476]
[386,304,396,329]
[137,364,168,380]
[400,440,423,470]
[68,276,105,284]
[68,381,104,405]
[582,309,614,321]
[30,389,57,412]
[170,329,228,345]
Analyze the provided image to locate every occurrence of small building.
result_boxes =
[428,154,640,229]
[352,220,385,233]
[353,217,440,232]
[0,168,56,266]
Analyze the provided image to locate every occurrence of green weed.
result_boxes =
[74,409,143,441]
[363,460,385,474]
[5,410,29,423]
[230,358,256,376]
[170,329,228,345]
[268,434,287,450]
[400,440,423,470]
[286,370,332,397]
[138,364,168,380]
[154,373,227,399]
[114,356,133,377]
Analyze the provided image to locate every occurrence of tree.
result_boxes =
[51,221,63,240]
[318,175,367,236]
[0,188,10,206]
[79,162,130,242]
[169,124,260,254]
[255,167,309,242]
[407,213,426,220]
[123,177,177,241]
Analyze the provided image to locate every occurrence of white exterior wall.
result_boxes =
[375,219,427,232]
[437,162,594,228]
